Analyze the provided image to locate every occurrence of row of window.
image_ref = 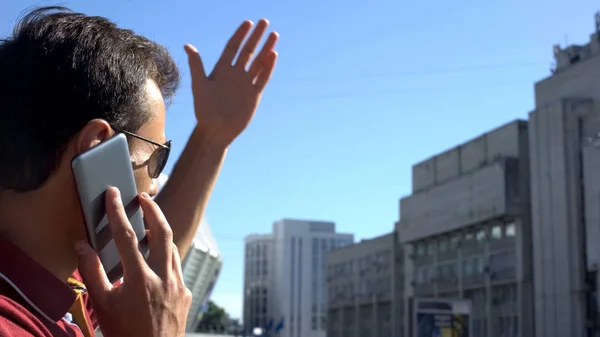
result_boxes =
[246,258,268,277]
[463,285,518,310]
[327,249,393,279]
[245,296,268,316]
[328,277,392,302]
[245,286,268,296]
[312,237,352,254]
[311,315,327,331]
[246,241,270,259]
[414,221,517,257]
[415,250,517,284]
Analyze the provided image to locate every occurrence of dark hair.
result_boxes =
[0,6,180,192]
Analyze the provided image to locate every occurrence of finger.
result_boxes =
[235,19,269,69]
[216,20,253,69]
[254,50,278,92]
[139,192,173,278]
[248,31,279,78]
[171,243,185,283]
[105,187,146,278]
[75,240,112,299]
[184,44,207,91]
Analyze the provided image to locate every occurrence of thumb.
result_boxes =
[75,241,112,299]
[184,44,207,90]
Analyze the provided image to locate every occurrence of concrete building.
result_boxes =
[243,234,274,331]
[396,120,534,337]
[325,232,399,337]
[528,11,600,337]
[243,219,354,337]
[157,174,223,333]
[389,12,600,337]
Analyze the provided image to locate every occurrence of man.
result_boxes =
[0,6,278,337]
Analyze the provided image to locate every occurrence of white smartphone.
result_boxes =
[71,133,149,283]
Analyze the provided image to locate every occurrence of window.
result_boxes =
[463,259,473,276]
[415,268,423,284]
[505,222,516,237]
[416,243,426,256]
[439,237,449,253]
[465,231,474,242]
[491,225,503,239]
[437,265,445,281]
[450,235,460,249]
[476,228,486,242]
[427,241,436,256]
[476,257,485,274]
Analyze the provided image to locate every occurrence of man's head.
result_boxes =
[0,6,180,270]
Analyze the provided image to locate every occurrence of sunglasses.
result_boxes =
[116,129,171,179]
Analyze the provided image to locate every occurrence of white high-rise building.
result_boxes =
[243,234,274,332]
[243,219,354,337]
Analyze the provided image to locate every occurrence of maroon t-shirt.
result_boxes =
[0,238,98,337]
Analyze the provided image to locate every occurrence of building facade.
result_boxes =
[325,232,398,337]
[396,120,534,337]
[243,219,354,337]
[528,12,600,337]
[243,234,274,332]
[385,13,600,337]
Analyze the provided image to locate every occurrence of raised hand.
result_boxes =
[185,19,279,147]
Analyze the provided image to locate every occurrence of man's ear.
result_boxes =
[75,119,113,155]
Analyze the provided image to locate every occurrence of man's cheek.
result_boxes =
[132,166,151,194]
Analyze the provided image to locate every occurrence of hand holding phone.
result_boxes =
[72,133,148,283]
[75,187,192,337]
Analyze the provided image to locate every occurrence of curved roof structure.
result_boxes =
[157,174,223,332]
[157,173,221,258]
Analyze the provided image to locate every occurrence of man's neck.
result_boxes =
[0,183,78,282]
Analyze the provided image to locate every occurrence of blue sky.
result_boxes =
[2,0,599,320]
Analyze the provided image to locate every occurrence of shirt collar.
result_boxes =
[0,237,77,322]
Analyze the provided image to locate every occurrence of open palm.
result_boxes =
[185,19,279,146]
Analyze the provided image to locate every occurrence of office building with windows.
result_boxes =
[325,232,398,337]
[527,11,600,337]
[243,234,274,332]
[396,120,534,337]
[391,13,600,336]
[243,219,354,337]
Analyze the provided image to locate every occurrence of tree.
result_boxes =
[195,301,230,333]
